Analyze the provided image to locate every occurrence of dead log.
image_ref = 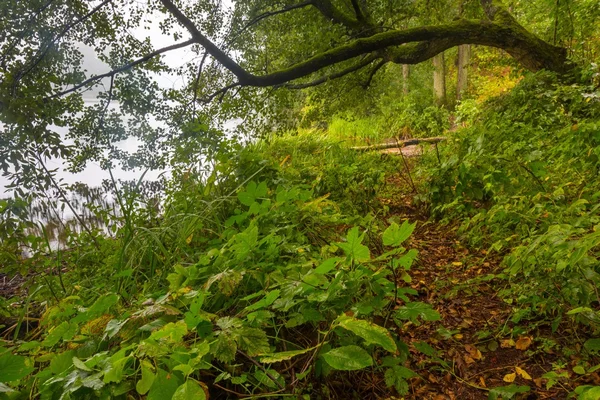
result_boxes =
[352,136,447,152]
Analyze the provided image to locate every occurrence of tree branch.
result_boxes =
[312,0,363,30]
[284,54,379,89]
[158,0,251,82]
[362,59,386,88]
[48,39,195,99]
[228,1,314,45]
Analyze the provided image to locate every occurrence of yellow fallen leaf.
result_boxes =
[464,344,482,360]
[516,366,532,380]
[501,339,515,348]
[452,262,463,266]
[479,377,486,387]
[503,372,516,383]
[516,336,532,350]
[454,334,464,340]
[186,234,193,244]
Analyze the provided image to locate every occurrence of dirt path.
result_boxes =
[381,174,579,400]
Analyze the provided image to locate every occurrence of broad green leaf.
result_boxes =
[42,321,73,347]
[584,339,600,353]
[260,347,314,363]
[385,366,417,395]
[147,368,180,400]
[575,386,600,400]
[254,369,283,389]
[172,380,206,400]
[322,345,372,370]
[136,361,155,395]
[104,319,128,340]
[87,293,119,318]
[211,335,237,363]
[149,321,188,343]
[0,353,34,382]
[314,257,341,274]
[237,327,270,356]
[245,290,281,312]
[383,221,415,247]
[336,315,397,353]
[395,302,441,325]
[103,355,132,383]
[488,384,530,400]
[72,357,92,372]
[337,227,370,262]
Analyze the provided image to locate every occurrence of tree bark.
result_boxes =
[402,64,410,95]
[457,44,470,101]
[433,53,446,106]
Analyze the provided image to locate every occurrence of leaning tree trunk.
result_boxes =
[457,44,470,101]
[433,53,446,106]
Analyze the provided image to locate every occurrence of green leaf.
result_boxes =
[584,339,600,353]
[72,357,92,372]
[0,353,34,382]
[314,257,341,274]
[395,302,441,325]
[172,380,206,400]
[136,361,155,395]
[211,335,237,363]
[42,321,74,347]
[260,347,314,363]
[87,293,119,318]
[245,290,281,312]
[322,345,372,370]
[385,366,417,395]
[147,368,180,400]
[383,221,415,247]
[237,327,270,356]
[575,386,600,400]
[336,315,397,353]
[149,321,188,343]
[488,385,530,400]
[337,227,370,262]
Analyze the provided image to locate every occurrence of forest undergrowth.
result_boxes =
[1,70,600,399]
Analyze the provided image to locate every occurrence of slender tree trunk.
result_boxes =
[433,52,446,106]
[402,64,410,95]
[457,44,470,101]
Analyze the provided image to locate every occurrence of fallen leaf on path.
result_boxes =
[516,336,533,350]
[464,344,482,360]
[501,338,515,348]
[503,372,516,383]
[479,377,486,387]
[516,366,532,380]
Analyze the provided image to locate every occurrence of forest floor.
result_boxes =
[377,171,589,400]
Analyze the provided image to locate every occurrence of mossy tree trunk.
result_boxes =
[433,53,447,106]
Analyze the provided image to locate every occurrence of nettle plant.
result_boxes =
[0,181,439,398]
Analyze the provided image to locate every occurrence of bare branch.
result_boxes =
[284,54,378,89]
[362,59,386,88]
[198,82,241,103]
[48,39,195,99]
[228,1,314,45]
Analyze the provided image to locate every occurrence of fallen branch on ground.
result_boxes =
[352,136,447,151]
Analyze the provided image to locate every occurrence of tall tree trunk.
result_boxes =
[402,64,410,95]
[433,52,446,106]
[457,44,470,101]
